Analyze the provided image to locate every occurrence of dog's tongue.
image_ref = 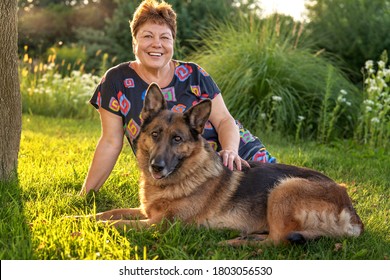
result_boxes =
[152,172,163,180]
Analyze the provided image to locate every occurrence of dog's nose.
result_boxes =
[150,158,165,173]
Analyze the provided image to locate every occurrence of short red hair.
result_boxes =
[130,0,177,40]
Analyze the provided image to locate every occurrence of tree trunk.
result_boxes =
[0,0,22,180]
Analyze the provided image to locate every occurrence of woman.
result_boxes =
[80,0,275,195]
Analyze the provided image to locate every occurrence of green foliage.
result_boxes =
[19,52,100,119]
[305,0,390,83]
[47,44,87,69]
[18,5,73,56]
[98,0,139,64]
[18,1,116,58]
[87,0,257,64]
[167,0,247,57]
[18,0,260,78]
[355,50,390,149]
[18,0,262,73]
[74,28,119,74]
[19,0,91,8]
[190,15,360,140]
[1,115,388,259]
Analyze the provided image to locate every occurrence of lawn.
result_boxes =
[1,114,389,260]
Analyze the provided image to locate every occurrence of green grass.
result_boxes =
[1,115,389,260]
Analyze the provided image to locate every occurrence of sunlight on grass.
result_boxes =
[9,115,389,260]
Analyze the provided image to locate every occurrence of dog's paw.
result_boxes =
[286,232,306,245]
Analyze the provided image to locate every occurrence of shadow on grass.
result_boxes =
[0,178,33,259]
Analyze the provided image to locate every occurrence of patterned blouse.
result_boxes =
[90,60,275,163]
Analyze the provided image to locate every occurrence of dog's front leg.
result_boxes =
[95,208,146,220]
[102,219,153,230]
[101,212,166,231]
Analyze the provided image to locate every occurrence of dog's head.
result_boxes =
[135,83,212,181]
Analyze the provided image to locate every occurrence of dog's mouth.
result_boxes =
[149,166,173,180]
[149,156,180,180]
[151,170,165,180]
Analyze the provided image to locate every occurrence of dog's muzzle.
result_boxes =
[149,158,168,180]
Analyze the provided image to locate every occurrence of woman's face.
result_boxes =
[133,21,174,70]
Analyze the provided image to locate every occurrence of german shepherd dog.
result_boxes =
[92,83,364,246]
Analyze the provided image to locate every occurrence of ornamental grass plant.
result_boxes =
[189,15,360,141]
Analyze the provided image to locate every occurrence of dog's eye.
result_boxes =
[151,131,158,138]
[173,136,182,143]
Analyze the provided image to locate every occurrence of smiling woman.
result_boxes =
[131,22,175,87]
[80,0,276,196]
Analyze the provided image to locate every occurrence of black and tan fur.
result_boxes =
[93,83,364,246]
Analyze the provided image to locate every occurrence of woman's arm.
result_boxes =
[208,94,249,171]
[80,108,124,195]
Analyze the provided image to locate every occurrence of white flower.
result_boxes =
[340,89,348,95]
[378,60,386,69]
[365,60,374,69]
[71,70,81,77]
[53,73,62,79]
[384,69,390,78]
[368,86,379,93]
[298,116,305,121]
[363,100,375,105]
[337,95,347,103]
[366,106,372,112]
[365,78,376,87]
[260,113,266,120]
[271,95,283,102]
[371,117,380,123]
[95,252,101,257]
[346,101,351,106]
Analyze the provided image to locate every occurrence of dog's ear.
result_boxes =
[184,99,212,135]
[142,83,168,122]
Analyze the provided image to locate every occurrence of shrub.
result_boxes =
[189,15,360,140]
[305,0,390,83]
[19,51,100,119]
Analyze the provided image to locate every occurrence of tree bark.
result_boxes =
[0,0,22,180]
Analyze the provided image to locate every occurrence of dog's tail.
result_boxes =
[266,177,364,245]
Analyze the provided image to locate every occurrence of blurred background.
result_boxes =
[18,0,390,147]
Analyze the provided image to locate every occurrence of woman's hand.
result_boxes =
[218,149,250,171]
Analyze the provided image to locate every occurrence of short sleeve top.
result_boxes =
[90,60,222,153]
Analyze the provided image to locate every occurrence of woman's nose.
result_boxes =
[151,37,162,47]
